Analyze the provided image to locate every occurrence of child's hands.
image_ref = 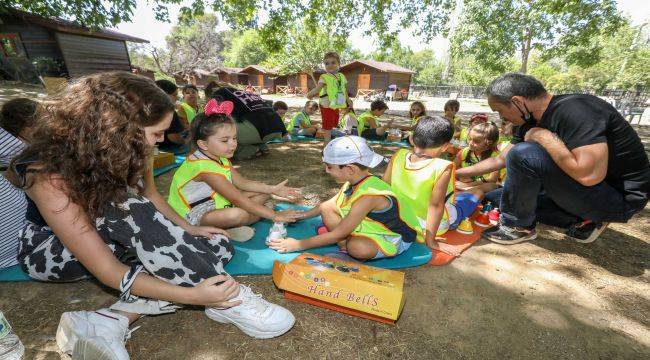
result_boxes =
[272,179,301,202]
[268,237,302,253]
[188,225,230,239]
[426,237,461,257]
[273,210,301,223]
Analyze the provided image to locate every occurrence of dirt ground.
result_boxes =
[1,104,649,359]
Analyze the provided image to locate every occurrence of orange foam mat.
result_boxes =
[284,291,397,325]
[428,219,491,266]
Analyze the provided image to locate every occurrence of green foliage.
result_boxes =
[222,29,269,68]
[452,0,623,73]
[151,13,227,75]
[5,1,454,49]
[264,20,349,75]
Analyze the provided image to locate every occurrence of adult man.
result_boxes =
[458,73,649,244]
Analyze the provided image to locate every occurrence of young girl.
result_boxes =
[287,100,318,137]
[459,113,488,144]
[454,121,500,195]
[168,99,302,236]
[396,101,426,137]
[10,72,296,359]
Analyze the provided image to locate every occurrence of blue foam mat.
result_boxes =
[0,265,32,282]
[0,204,431,281]
[223,203,431,275]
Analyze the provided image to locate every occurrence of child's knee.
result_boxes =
[346,238,378,260]
[223,208,253,226]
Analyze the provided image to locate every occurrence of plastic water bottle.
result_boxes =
[266,222,287,245]
[0,311,24,360]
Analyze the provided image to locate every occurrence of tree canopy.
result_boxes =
[451,0,624,74]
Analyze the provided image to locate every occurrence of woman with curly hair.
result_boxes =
[9,72,295,359]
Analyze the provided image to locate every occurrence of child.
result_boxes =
[444,99,462,138]
[268,136,419,261]
[1,98,37,270]
[454,121,500,195]
[273,101,289,126]
[179,84,200,125]
[383,116,480,254]
[168,99,302,237]
[287,100,319,137]
[306,52,351,143]
[338,107,358,135]
[357,100,395,140]
[459,113,488,144]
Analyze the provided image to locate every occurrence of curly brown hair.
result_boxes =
[12,71,174,220]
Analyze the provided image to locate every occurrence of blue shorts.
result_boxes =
[449,192,480,230]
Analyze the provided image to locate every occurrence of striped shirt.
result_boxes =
[0,128,26,268]
[0,174,26,268]
[0,128,24,168]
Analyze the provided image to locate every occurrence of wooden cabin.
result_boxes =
[240,65,286,93]
[131,65,155,80]
[285,69,325,95]
[0,8,148,83]
[215,67,248,86]
[339,60,414,98]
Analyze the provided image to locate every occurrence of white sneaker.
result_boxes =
[205,285,295,339]
[56,309,131,360]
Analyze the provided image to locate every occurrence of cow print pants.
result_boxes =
[17,195,234,303]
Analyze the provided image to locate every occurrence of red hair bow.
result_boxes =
[204,99,234,116]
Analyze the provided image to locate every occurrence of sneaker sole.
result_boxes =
[72,337,119,360]
[483,232,537,245]
[205,309,295,339]
[572,222,609,243]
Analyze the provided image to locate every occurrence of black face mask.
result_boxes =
[512,101,537,127]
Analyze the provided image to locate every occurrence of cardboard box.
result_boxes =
[153,151,175,169]
[272,253,406,323]
[386,134,402,142]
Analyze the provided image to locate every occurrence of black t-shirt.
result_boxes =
[212,87,287,138]
[159,111,185,149]
[512,94,650,204]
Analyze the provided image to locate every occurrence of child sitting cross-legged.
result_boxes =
[383,116,481,255]
[168,99,302,241]
[287,100,319,137]
[268,136,419,261]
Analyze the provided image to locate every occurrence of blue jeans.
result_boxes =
[499,142,645,228]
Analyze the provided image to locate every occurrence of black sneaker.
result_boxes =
[482,225,537,244]
[565,221,609,243]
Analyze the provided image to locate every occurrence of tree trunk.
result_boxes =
[520,30,532,73]
[442,0,465,81]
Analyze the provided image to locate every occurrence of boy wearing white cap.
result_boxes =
[268,136,419,260]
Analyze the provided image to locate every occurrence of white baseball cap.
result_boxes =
[322,136,385,168]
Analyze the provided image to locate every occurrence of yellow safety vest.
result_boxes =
[168,154,232,217]
[335,176,419,256]
[390,149,455,237]
[459,147,500,183]
[357,111,378,135]
[287,111,312,132]
[319,73,348,109]
[180,102,198,124]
